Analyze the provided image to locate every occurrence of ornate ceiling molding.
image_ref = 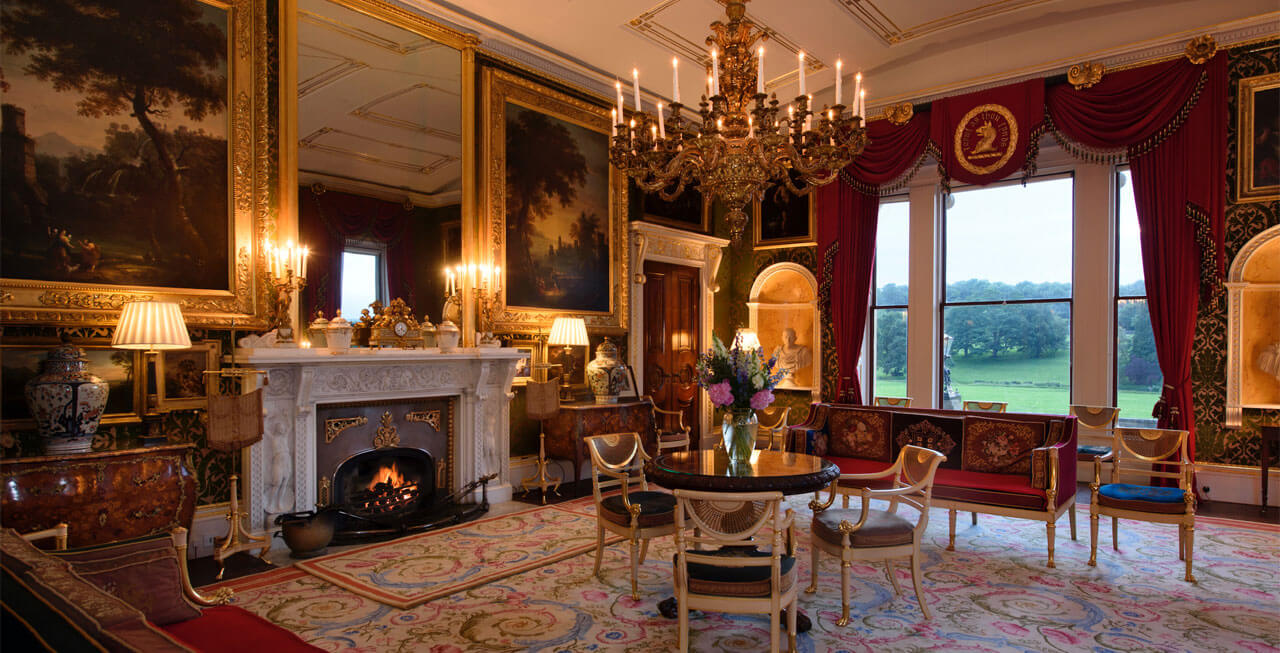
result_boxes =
[832,0,1053,46]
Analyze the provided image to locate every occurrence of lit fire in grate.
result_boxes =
[348,460,423,516]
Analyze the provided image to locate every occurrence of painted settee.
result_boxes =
[788,403,1078,567]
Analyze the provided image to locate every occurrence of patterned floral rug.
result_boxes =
[291,499,618,609]
[218,497,1280,652]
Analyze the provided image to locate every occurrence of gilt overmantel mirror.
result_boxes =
[285,0,477,338]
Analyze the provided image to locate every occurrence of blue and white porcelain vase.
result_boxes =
[24,341,109,454]
[586,338,628,404]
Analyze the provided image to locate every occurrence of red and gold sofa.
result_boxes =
[788,403,1078,567]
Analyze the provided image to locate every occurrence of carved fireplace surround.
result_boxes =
[240,348,523,530]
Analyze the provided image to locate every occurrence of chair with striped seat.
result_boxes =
[1088,427,1196,582]
[962,400,1008,413]
[672,489,797,653]
[585,432,678,599]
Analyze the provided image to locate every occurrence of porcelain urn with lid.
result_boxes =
[586,337,628,404]
[326,310,354,353]
[23,339,109,453]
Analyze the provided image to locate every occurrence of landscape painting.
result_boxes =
[1238,72,1280,203]
[0,0,231,290]
[484,69,627,332]
[503,100,610,313]
[1,344,140,427]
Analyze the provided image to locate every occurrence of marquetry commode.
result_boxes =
[238,348,523,530]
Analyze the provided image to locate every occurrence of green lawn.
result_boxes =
[871,350,1160,420]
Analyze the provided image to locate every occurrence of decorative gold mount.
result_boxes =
[325,416,368,443]
[369,297,427,348]
[885,102,914,126]
[608,0,868,243]
[1068,61,1105,90]
[212,473,271,580]
[1184,35,1217,65]
[405,410,442,430]
[373,411,400,448]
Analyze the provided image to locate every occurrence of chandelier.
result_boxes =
[608,0,869,243]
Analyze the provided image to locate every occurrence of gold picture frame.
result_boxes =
[1,341,144,431]
[482,68,629,334]
[156,339,223,412]
[502,335,540,386]
[752,186,816,249]
[0,0,273,328]
[1237,72,1280,203]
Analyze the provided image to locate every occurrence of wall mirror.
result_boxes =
[290,0,473,327]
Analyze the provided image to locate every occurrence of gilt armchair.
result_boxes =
[585,432,678,599]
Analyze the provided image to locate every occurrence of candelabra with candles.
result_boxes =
[444,262,503,347]
[608,0,869,243]
[265,240,309,346]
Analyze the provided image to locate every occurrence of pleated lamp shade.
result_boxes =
[734,328,761,352]
[547,317,589,347]
[111,301,192,350]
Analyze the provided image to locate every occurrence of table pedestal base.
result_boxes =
[657,597,813,632]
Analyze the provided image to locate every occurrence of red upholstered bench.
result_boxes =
[789,403,1077,567]
[1,526,321,652]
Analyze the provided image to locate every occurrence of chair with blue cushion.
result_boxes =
[1070,405,1121,469]
[1088,427,1196,582]
[585,432,677,599]
[672,489,797,653]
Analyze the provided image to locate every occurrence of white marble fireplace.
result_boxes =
[239,348,523,530]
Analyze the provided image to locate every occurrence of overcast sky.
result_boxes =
[875,171,1145,290]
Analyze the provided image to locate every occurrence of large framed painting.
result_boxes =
[482,68,628,333]
[0,0,272,327]
[753,183,815,249]
[1238,72,1280,203]
[1,341,143,430]
[628,179,710,234]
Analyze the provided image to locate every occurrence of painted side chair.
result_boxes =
[755,405,792,451]
[873,396,913,408]
[585,432,678,599]
[672,489,798,653]
[808,445,946,623]
[962,400,1008,413]
[1088,427,1196,582]
[644,396,692,453]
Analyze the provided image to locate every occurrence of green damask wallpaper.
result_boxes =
[1192,40,1279,466]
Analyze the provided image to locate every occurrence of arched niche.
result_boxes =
[748,263,820,398]
[1226,224,1280,426]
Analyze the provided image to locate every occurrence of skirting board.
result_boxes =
[1074,460,1278,507]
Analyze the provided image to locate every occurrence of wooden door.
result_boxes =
[643,261,701,443]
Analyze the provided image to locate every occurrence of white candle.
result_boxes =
[706,75,713,99]
[657,102,665,138]
[757,46,765,94]
[748,115,754,138]
[716,117,723,132]
[797,51,806,96]
[615,80,624,120]
[611,109,617,137]
[632,68,641,112]
[494,266,501,293]
[859,88,866,119]
[835,59,843,106]
[711,48,719,96]
[671,57,680,104]
[854,73,862,115]
[629,119,636,150]
[301,247,309,280]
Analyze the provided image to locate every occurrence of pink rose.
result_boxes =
[707,381,734,407]
[749,389,774,410]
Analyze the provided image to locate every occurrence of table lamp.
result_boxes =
[548,316,588,401]
[113,300,191,418]
[733,328,761,352]
[112,300,192,352]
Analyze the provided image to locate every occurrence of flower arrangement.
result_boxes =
[696,334,787,414]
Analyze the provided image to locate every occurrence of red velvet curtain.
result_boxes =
[298,188,416,318]
[818,112,931,402]
[1047,53,1227,462]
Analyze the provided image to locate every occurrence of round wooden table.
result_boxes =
[646,449,839,495]
[645,449,838,631]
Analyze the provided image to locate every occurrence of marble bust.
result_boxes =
[1259,341,1280,381]
[771,327,812,389]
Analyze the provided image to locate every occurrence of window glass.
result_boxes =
[942,176,1073,413]
[1115,168,1159,426]
[871,199,909,399]
[341,250,379,319]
